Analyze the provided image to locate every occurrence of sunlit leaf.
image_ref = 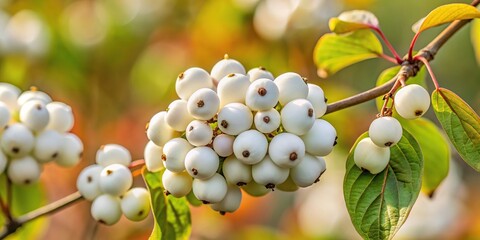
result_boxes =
[329,10,379,34]
[375,66,426,111]
[314,29,383,78]
[143,170,191,240]
[400,118,450,197]
[432,88,480,171]
[471,19,480,65]
[344,130,423,240]
[412,3,480,33]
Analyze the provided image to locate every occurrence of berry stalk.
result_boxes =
[372,27,403,64]
[415,56,440,89]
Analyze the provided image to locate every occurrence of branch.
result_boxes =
[326,0,480,114]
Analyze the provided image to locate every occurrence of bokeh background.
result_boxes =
[0,0,479,239]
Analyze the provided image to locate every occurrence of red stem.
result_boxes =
[415,56,440,89]
[372,27,403,64]
[378,53,398,64]
[408,33,421,61]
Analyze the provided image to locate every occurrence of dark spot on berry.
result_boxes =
[161,154,166,161]
[106,170,113,175]
[79,152,83,158]
[324,97,328,103]
[415,110,423,116]
[314,177,320,183]
[99,220,106,224]
[24,179,31,184]
[258,87,267,96]
[302,77,308,83]
[265,183,275,189]
[263,116,270,123]
[259,66,266,70]
[178,72,184,79]
[308,108,314,117]
[333,141,338,146]
[221,120,228,128]
[87,176,93,183]
[228,73,235,77]
[52,152,58,158]
[335,136,338,140]
[138,210,144,216]
[191,168,198,175]
[189,126,194,131]
[220,211,226,215]
[164,190,170,196]
[236,182,246,186]
[289,152,297,161]
[119,195,123,199]
[12,147,19,154]
[197,100,204,108]
[4,125,8,130]
[384,142,393,147]
[202,200,210,204]
[36,104,42,110]
[242,150,250,158]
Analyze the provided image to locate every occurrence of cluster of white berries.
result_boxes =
[76,144,151,225]
[144,55,336,215]
[0,83,82,185]
[354,84,430,174]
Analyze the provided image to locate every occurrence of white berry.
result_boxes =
[268,133,305,168]
[55,133,83,167]
[184,146,219,179]
[162,170,193,197]
[394,84,430,119]
[354,137,390,174]
[7,155,42,185]
[175,67,214,100]
[146,111,179,147]
[222,155,252,186]
[17,88,52,107]
[91,194,122,225]
[217,103,253,136]
[211,185,242,215]
[0,83,20,111]
[281,99,315,135]
[291,154,326,187]
[163,138,193,173]
[247,67,274,82]
[217,73,250,107]
[252,155,289,190]
[306,83,327,118]
[33,129,63,163]
[45,102,74,132]
[144,141,164,172]
[165,99,194,132]
[187,88,219,120]
[301,119,337,157]
[254,108,281,134]
[369,116,403,147]
[121,187,151,221]
[192,173,228,204]
[274,72,308,105]
[212,134,234,157]
[19,99,50,132]
[245,78,279,111]
[1,123,35,158]
[211,55,246,85]
[186,120,213,147]
[96,144,132,167]
[0,102,11,129]
[76,164,103,201]
[233,129,268,165]
[99,164,133,196]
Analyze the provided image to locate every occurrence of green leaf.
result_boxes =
[313,29,383,78]
[400,118,450,197]
[329,18,371,34]
[344,130,423,240]
[375,66,426,111]
[143,169,191,240]
[413,3,480,33]
[432,88,480,171]
[0,175,48,240]
[471,19,480,65]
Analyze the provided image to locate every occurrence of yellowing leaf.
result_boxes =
[471,19,480,65]
[414,3,480,33]
[329,10,379,34]
[313,29,383,78]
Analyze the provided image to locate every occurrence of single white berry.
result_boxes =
[222,155,252,186]
[163,138,193,173]
[274,72,308,105]
[55,133,83,167]
[291,154,326,187]
[281,99,315,135]
[252,155,289,190]
[211,185,242,215]
[146,111,179,147]
[165,99,194,132]
[99,164,133,196]
[0,150,6,174]
[17,87,52,107]
[175,67,214,100]
[394,84,430,119]
[1,123,35,158]
[0,102,11,129]
[276,175,299,192]
[187,88,219,120]
[247,67,274,82]
[7,155,42,185]
[0,83,20,111]
[186,120,213,147]
[91,194,122,225]
[268,133,305,168]
[211,55,246,85]
[184,147,219,179]
[96,144,132,167]
[354,137,390,174]
[245,78,279,111]
[121,187,151,221]
[162,170,193,197]
[301,119,337,157]
[217,103,253,136]
[19,99,50,132]
[241,180,270,197]
[76,164,103,201]
[212,134,234,157]
[144,141,164,172]
[33,129,63,163]
[369,116,403,147]
[192,173,228,204]
[45,102,74,132]
[217,73,250,107]
[254,108,281,134]
[338,10,379,27]
[306,83,327,118]
[233,129,268,165]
